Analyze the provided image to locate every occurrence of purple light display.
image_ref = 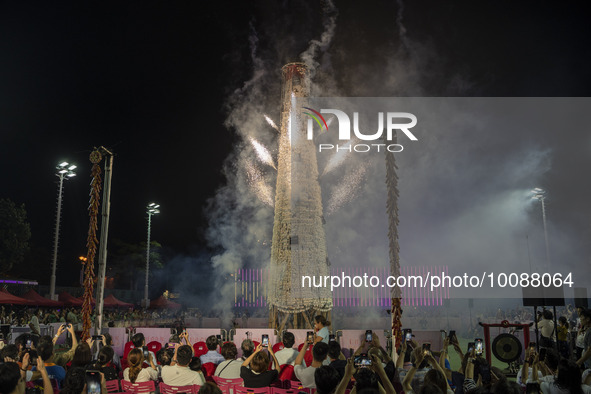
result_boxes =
[234,266,450,308]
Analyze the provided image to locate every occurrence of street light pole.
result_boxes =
[50,162,76,301]
[144,203,160,309]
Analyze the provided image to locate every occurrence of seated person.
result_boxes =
[99,334,121,371]
[200,336,224,365]
[33,336,67,389]
[274,332,298,366]
[240,344,280,387]
[215,342,242,379]
[327,341,347,379]
[0,359,54,394]
[241,339,254,363]
[123,348,158,383]
[189,357,207,383]
[294,342,329,388]
[161,345,205,386]
[89,346,119,381]
[60,366,107,394]
[335,355,395,394]
[315,366,341,394]
[130,333,156,366]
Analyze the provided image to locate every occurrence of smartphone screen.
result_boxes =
[216,334,222,343]
[475,338,483,355]
[262,334,269,347]
[422,342,431,353]
[86,370,102,394]
[329,334,336,342]
[365,330,373,342]
[26,339,32,349]
[404,329,412,341]
[354,354,372,367]
[467,342,475,353]
[142,346,150,360]
[307,331,314,343]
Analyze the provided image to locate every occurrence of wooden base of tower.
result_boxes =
[269,306,332,330]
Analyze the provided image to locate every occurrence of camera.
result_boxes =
[307,331,314,344]
[261,334,269,347]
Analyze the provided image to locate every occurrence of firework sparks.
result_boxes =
[322,139,354,175]
[250,137,276,169]
[244,160,274,207]
[264,114,279,131]
[326,164,369,215]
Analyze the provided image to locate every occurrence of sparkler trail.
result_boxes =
[326,163,369,215]
[322,139,354,176]
[264,114,279,131]
[250,137,276,169]
[244,160,274,207]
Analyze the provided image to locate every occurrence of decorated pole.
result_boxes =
[94,147,113,335]
[82,149,103,341]
[385,134,403,352]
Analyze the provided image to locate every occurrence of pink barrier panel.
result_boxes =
[135,328,222,349]
[108,327,127,357]
[136,328,172,345]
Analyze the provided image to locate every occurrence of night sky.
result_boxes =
[1,1,590,297]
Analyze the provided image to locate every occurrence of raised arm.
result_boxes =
[67,323,78,351]
[395,340,407,369]
[335,357,355,394]
[294,342,309,366]
[52,324,66,345]
[402,347,424,392]
[370,354,395,394]
[267,344,281,373]
[242,344,262,367]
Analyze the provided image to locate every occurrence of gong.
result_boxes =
[491,333,522,363]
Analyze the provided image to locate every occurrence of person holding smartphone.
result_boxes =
[313,315,331,344]
[240,344,280,387]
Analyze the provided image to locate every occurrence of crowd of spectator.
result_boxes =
[1,305,590,393]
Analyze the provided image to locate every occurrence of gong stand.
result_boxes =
[479,321,533,365]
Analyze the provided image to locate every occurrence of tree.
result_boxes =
[107,239,163,290]
[0,198,31,275]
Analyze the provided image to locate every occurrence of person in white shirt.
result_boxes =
[215,342,242,379]
[274,332,298,367]
[294,341,329,388]
[123,348,159,383]
[161,345,205,386]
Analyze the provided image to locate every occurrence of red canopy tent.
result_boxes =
[21,289,63,307]
[103,294,133,308]
[0,289,33,305]
[58,291,84,307]
[149,295,181,309]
